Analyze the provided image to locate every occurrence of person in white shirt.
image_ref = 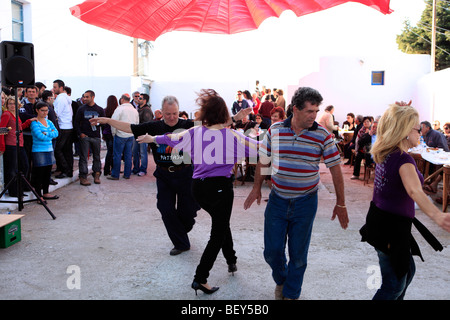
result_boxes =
[318,105,338,135]
[107,94,139,180]
[52,79,74,178]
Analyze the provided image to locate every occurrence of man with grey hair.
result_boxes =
[107,94,139,181]
[131,91,140,109]
[91,96,198,256]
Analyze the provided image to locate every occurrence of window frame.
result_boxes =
[11,0,24,42]
[371,71,385,86]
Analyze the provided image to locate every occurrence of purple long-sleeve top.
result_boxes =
[155,126,260,179]
[372,149,424,218]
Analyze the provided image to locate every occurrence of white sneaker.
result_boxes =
[137,172,146,176]
[350,175,359,180]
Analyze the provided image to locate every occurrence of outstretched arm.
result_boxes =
[89,117,132,134]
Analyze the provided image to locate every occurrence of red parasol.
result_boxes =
[70,0,392,41]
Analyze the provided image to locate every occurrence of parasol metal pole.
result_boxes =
[133,37,138,76]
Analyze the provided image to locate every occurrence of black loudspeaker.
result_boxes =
[1,41,35,87]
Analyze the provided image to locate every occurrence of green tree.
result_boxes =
[397,0,450,70]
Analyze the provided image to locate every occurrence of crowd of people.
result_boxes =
[2,82,450,300]
[0,80,156,200]
[337,107,450,207]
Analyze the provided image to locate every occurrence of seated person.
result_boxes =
[422,121,450,199]
[234,115,253,132]
[344,114,363,164]
[444,122,450,150]
[433,120,443,133]
[342,112,356,131]
[351,116,374,180]
[421,121,449,151]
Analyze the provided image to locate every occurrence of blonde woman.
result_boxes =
[0,96,34,197]
[360,102,450,300]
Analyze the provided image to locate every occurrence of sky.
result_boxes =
[147,0,427,86]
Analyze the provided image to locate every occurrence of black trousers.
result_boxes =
[154,166,199,251]
[103,135,114,176]
[3,145,29,197]
[54,129,73,175]
[192,176,237,284]
[31,165,52,196]
[353,151,373,177]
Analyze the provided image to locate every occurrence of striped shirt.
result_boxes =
[259,116,341,199]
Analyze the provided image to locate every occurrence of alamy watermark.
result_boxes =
[66,265,81,290]
[366,265,381,290]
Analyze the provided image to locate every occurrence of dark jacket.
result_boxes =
[360,202,443,279]
[74,103,105,138]
[137,105,153,124]
[424,129,450,152]
[231,99,249,115]
[351,122,363,144]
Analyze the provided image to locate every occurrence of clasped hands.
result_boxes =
[136,134,155,144]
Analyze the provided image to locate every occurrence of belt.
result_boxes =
[157,164,191,172]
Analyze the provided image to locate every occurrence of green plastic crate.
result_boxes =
[0,215,23,248]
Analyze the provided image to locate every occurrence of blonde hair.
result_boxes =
[4,96,22,112]
[1,91,7,111]
[370,104,419,164]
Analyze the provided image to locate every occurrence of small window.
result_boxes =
[371,71,385,85]
[11,1,24,42]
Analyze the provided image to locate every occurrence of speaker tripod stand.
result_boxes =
[0,93,56,219]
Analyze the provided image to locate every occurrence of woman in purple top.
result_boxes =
[360,102,450,300]
[142,89,258,295]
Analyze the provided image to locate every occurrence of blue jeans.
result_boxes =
[132,140,148,174]
[111,136,133,178]
[264,190,318,299]
[373,249,416,300]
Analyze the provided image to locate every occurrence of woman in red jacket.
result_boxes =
[0,96,34,197]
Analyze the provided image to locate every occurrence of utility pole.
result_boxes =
[430,0,437,122]
[431,0,437,72]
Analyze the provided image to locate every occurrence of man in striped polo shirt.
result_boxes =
[244,87,349,300]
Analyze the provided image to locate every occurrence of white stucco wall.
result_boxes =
[150,80,254,117]
[414,67,450,125]
[288,54,431,125]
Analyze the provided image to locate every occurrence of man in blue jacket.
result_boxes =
[421,121,449,151]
